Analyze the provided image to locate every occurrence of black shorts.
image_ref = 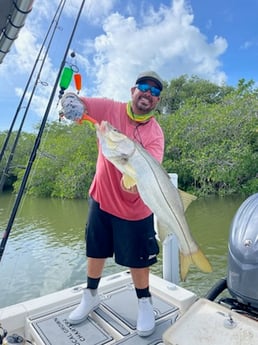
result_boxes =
[85,198,159,268]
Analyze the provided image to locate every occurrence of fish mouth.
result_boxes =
[98,121,125,143]
[98,121,109,134]
[97,121,136,157]
[99,121,120,134]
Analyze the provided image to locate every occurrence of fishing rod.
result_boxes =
[0,0,67,192]
[0,0,86,262]
[0,0,66,167]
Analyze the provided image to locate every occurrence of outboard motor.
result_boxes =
[227,193,258,309]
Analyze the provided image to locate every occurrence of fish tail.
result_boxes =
[180,249,212,281]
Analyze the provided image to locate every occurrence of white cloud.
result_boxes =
[88,0,227,100]
[240,40,255,50]
[83,0,117,22]
[0,0,228,129]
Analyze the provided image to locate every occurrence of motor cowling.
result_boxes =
[227,193,258,309]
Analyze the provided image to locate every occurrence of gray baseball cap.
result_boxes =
[136,71,163,90]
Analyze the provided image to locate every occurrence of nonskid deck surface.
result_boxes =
[29,283,179,345]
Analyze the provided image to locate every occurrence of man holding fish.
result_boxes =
[61,71,212,337]
[61,71,165,336]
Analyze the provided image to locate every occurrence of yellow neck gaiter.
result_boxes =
[126,101,154,123]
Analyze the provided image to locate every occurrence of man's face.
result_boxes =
[131,80,160,114]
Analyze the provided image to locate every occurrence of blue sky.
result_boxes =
[1,0,258,132]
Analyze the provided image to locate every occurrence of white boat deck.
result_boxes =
[0,271,196,345]
[163,298,258,345]
[1,271,258,345]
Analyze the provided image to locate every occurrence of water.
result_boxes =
[0,193,245,308]
[180,195,245,296]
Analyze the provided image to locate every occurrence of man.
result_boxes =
[61,71,164,337]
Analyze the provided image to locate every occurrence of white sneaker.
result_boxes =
[68,288,100,324]
[136,297,155,337]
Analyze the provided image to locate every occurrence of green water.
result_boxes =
[0,193,245,308]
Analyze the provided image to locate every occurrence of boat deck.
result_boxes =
[2,271,258,344]
[1,271,197,345]
[31,284,177,345]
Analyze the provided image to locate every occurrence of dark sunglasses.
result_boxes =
[136,84,161,97]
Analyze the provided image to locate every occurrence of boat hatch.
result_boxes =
[28,283,179,345]
[163,298,258,345]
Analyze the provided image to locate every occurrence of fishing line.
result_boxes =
[0,0,87,262]
[0,0,66,168]
[0,1,68,283]
[3,7,84,202]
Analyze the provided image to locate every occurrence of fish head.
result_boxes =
[96,121,136,173]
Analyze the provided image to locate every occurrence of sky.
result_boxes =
[1,0,258,132]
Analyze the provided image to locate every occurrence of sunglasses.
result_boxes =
[136,84,161,97]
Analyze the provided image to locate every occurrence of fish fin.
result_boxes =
[122,174,137,189]
[155,221,169,242]
[178,189,197,211]
[180,249,212,281]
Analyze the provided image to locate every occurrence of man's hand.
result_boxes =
[60,93,86,121]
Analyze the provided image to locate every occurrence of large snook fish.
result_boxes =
[96,121,212,281]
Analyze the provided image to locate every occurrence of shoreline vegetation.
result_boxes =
[1,75,257,198]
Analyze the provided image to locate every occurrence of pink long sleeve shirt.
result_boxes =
[81,97,164,221]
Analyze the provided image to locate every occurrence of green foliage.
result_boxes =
[13,121,98,199]
[0,131,35,189]
[158,75,234,114]
[160,87,258,196]
[1,76,258,199]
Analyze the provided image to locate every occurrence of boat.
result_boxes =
[1,193,258,345]
[1,2,258,344]
[0,271,195,345]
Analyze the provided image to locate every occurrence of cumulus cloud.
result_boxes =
[0,0,228,129]
[89,0,227,100]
